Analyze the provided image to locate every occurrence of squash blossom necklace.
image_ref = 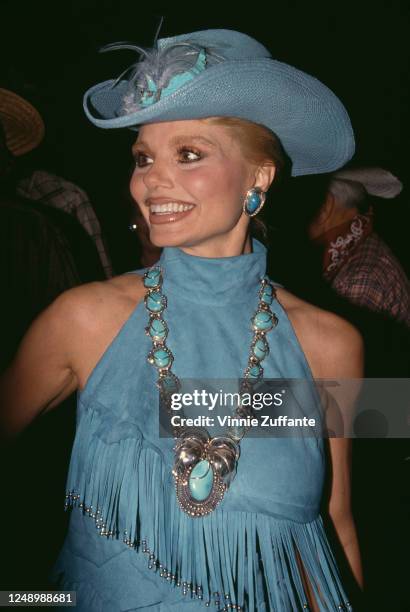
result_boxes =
[143,266,277,517]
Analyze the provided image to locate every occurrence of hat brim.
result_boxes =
[334,167,403,198]
[84,58,354,177]
[0,88,45,156]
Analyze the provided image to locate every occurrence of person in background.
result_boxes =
[0,193,105,370]
[308,168,410,611]
[0,91,106,591]
[268,169,409,610]
[0,91,107,367]
[308,167,409,326]
[0,87,113,278]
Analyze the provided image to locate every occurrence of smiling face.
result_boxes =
[130,119,275,257]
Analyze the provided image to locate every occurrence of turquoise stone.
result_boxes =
[159,373,179,394]
[149,318,167,340]
[245,191,261,214]
[260,284,274,305]
[146,291,164,313]
[153,348,171,368]
[248,364,262,378]
[252,338,268,361]
[144,268,161,288]
[253,310,273,331]
[189,460,213,501]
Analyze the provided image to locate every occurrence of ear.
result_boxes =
[316,192,336,226]
[253,163,276,193]
[308,192,337,239]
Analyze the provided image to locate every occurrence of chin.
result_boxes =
[148,225,197,248]
[149,233,188,249]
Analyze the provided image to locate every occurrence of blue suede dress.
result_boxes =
[51,241,352,611]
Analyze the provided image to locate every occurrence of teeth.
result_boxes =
[150,202,194,214]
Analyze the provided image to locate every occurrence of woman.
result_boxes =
[0,29,363,610]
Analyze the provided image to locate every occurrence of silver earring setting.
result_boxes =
[243,187,266,217]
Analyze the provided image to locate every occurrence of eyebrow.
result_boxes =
[169,135,217,148]
[133,134,218,152]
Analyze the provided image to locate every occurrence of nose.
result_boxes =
[143,158,174,190]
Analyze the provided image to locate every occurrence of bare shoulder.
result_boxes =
[52,272,146,388]
[275,287,363,378]
[0,273,146,437]
[56,272,145,328]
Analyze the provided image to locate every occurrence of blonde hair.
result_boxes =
[202,117,288,240]
[202,116,287,178]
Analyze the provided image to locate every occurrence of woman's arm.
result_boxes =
[327,438,363,588]
[280,289,364,589]
[0,275,145,441]
[304,307,364,588]
[323,321,364,589]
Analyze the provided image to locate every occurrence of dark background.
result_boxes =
[1,0,409,274]
[1,1,409,610]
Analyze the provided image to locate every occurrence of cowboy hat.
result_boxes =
[0,88,45,156]
[84,29,355,177]
[333,167,403,198]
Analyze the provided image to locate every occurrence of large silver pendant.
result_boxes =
[172,430,240,517]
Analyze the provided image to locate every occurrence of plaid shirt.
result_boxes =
[331,232,410,326]
[17,170,113,278]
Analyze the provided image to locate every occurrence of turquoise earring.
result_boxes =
[243,187,266,217]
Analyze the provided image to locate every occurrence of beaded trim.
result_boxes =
[65,491,242,609]
[65,491,353,611]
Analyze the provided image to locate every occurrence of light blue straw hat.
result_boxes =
[84,29,355,176]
